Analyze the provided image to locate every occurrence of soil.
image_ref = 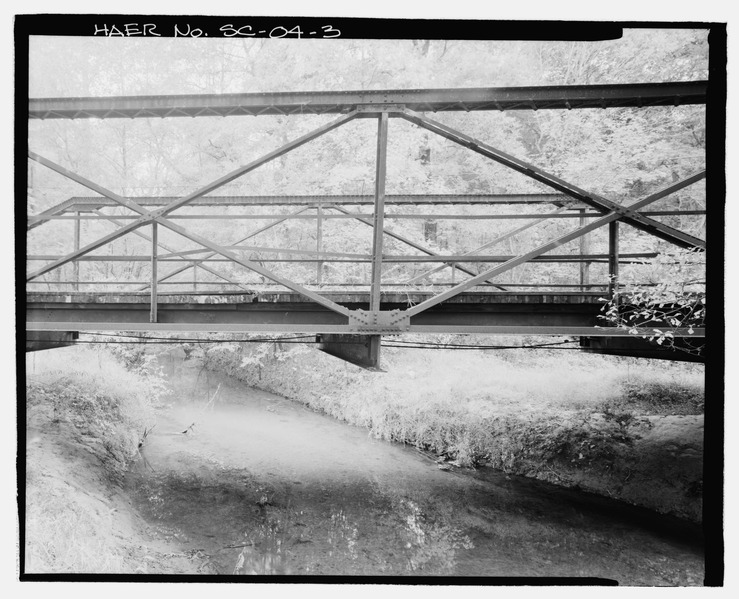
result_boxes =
[23,351,706,582]
[500,412,704,522]
[24,401,215,574]
[24,361,705,582]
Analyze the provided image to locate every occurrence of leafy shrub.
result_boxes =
[599,247,705,357]
[617,378,704,415]
[27,347,161,479]
[107,343,172,406]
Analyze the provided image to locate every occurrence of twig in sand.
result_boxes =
[544,463,563,481]
[138,424,156,448]
[204,383,222,411]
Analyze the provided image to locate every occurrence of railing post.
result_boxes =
[608,221,619,298]
[370,112,389,311]
[579,208,590,289]
[316,202,323,286]
[73,210,80,291]
[150,222,158,323]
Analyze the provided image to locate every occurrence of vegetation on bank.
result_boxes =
[199,336,705,520]
[22,337,706,574]
[24,347,170,573]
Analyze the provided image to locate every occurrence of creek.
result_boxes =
[124,353,704,582]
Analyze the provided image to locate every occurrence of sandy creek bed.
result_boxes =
[116,357,705,582]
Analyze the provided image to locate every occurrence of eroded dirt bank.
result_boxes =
[25,399,214,574]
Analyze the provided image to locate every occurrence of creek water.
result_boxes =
[125,353,704,583]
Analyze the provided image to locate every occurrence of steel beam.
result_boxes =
[158,245,369,260]
[370,113,389,311]
[608,221,620,298]
[139,206,315,291]
[403,173,706,319]
[72,211,80,290]
[579,209,590,287]
[406,205,572,284]
[27,252,659,264]
[91,209,248,291]
[26,156,354,318]
[398,109,706,250]
[150,223,158,323]
[30,209,707,222]
[329,205,506,290]
[316,204,324,285]
[26,290,606,304]
[135,210,356,318]
[25,291,614,338]
[28,194,578,229]
[29,81,707,120]
[26,321,705,338]
[27,110,359,281]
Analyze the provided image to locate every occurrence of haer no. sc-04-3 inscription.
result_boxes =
[93,23,341,38]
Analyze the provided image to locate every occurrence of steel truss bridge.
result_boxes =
[26,82,707,367]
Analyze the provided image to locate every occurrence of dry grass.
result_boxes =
[24,470,128,573]
[24,346,168,573]
[27,345,169,414]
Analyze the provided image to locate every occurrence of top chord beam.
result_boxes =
[29,81,707,120]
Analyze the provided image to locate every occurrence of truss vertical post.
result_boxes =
[579,208,590,288]
[608,221,620,298]
[316,203,323,286]
[73,210,80,291]
[193,264,197,292]
[370,112,389,311]
[150,222,158,323]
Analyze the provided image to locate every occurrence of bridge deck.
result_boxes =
[27,291,609,335]
[26,291,605,304]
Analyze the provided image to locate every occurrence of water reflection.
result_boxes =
[397,497,474,573]
[233,518,291,575]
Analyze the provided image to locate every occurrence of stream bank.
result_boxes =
[23,345,706,582]
[122,355,704,581]
[200,339,705,523]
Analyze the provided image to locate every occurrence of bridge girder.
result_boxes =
[26,82,708,364]
[29,81,707,120]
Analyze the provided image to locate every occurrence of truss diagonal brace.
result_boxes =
[143,213,354,317]
[398,108,705,250]
[26,158,356,318]
[405,205,572,284]
[91,209,248,291]
[403,171,706,319]
[27,110,359,282]
[329,205,507,290]
[137,206,315,291]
